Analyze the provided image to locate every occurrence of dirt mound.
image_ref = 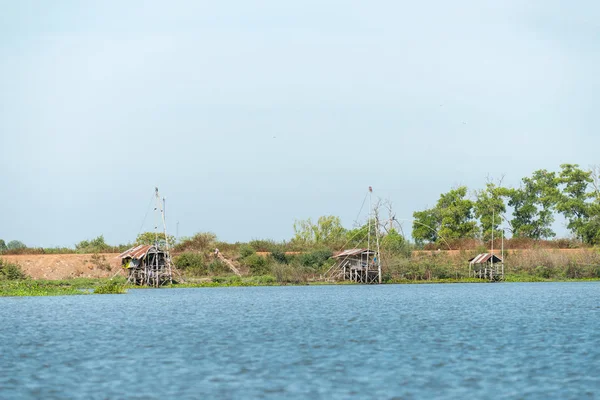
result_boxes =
[1,253,125,280]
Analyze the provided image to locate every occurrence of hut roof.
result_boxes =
[333,248,375,258]
[118,244,155,260]
[468,253,503,264]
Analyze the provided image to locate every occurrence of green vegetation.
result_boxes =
[0,280,84,296]
[4,162,600,290]
[0,259,131,296]
[136,231,176,248]
[0,235,129,255]
[413,163,600,246]
[0,258,27,280]
[6,240,26,250]
[94,280,127,294]
[75,235,128,254]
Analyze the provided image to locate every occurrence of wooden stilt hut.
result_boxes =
[330,248,380,283]
[469,253,504,281]
[120,244,173,286]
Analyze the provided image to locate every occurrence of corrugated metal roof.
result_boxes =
[469,253,503,264]
[333,248,375,258]
[119,244,155,260]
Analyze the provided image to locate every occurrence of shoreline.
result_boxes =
[2,275,599,297]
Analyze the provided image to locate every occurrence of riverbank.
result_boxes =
[2,275,600,297]
[4,247,600,281]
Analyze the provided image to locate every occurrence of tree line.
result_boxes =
[412,163,600,245]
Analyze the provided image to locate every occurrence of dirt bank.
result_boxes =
[2,253,124,280]
[2,248,596,280]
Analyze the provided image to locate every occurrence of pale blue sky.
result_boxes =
[1,1,599,247]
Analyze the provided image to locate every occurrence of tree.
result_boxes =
[412,186,477,244]
[381,228,410,257]
[135,232,176,247]
[507,169,558,239]
[437,186,478,240]
[412,208,440,245]
[555,164,594,241]
[175,232,217,252]
[474,183,507,241]
[292,216,347,247]
[75,235,111,253]
[344,218,379,248]
[0,239,6,252]
[6,240,26,250]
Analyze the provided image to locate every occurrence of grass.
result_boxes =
[0,276,129,297]
[0,280,84,296]
[94,280,127,294]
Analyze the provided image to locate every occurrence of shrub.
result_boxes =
[175,232,217,252]
[0,259,27,280]
[534,265,553,279]
[239,244,256,258]
[87,253,112,271]
[270,250,288,264]
[243,254,270,275]
[76,235,112,253]
[271,262,306,283]
[175,252,206,270]
[94,280,126,294]
[248,239,279,252]
[207,259,230,275]
[175,252,209,276]
[298,249,333,269]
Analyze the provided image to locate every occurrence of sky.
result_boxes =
[1,0,600,247]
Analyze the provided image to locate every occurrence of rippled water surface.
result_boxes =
[1,283,600,399]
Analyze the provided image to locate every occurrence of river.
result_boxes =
[1,283,599,399]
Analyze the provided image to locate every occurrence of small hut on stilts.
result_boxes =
[325,186,383,284]
[119,244,172,286]
[468,253,504,281]
[329,249,380,283]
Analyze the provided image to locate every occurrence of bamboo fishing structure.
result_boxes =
[119,188,174,286]
[325,186,382,284]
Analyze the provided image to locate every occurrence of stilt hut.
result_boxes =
[119,244,172,286]
[330,248,380,283]
[469,253,503,281]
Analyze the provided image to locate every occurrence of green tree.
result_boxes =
[6,240,26,250]
[345,219,378,248]
[555,164,594,241]
[474,183,507,241]
[135,232,176,247]
[412,186,477,244]
[381,228,410,257]
[507,169,558,239]
[437,186,478,240]
[292,215,347,247]
[412,208,440,245]
[0,239,6,252]
[175,232,217,252]
[75,235,111,253]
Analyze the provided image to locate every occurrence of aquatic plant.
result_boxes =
[94,280,126,294]
[0,281,83,296]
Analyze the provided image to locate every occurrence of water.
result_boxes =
[1,283,599,399]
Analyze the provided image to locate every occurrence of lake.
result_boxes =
[1,283,599,399]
